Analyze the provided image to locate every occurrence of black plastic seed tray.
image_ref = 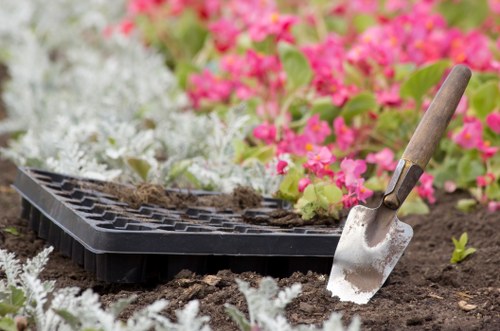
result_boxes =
[13,167,341,283]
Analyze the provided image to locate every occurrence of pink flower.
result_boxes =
[127,0,165,15]
[209,19,239,53]
[477,173,495,187]
[276,160,288,175]
[455,95,469,115]
[417,173,436,204]
[188,70,233,108]
[488,201,500,212]
[452,117,483,149]
[376,85,402,107]
[355,183,374,202]
[478,141,499,159]
[248,12,298,43]
[298,177,311,193]
[342,194,359,209]
[333,117,355,151]
[444,181,457,193]
[304,147,335,177]
[303,115,331,145]
[340,158,367,190]
[253,123,277,144]
[366,148,396,175]
[486,112,500,134]
[489,0,500,14]
[449,30,493,70]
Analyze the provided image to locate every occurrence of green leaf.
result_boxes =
[438,0,488,30]
[400,60,450,104]
[353,13,376,33]
[2,227,19,236]
[322,184,343,204]
[450,232,476,263]
[457,154,485,185]
[175,11,208,58]
[224,304,251,331]
[298,201,318,221]
[463,247,477,257]
[278,43,312,91]
[0,303,18,316]
[54,309,81,330]
[302,184,318,202]
[9,287,24,308]
[126,157,151,181]
[277,168,301,202]
[311,97,341,123]
[175,61,199,90]
[0,317,16,331]
[342,92,377,122]
[397,196,430,217]
[471,81,500,119]
[456,198,477,213]
[485,182,500,200]
[242,146,275,164]
[459,232,468,247]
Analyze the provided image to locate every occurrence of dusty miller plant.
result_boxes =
[1,249,360,331]
[225,278,361,331]
[0,0,280,195]
[0,247,212,331]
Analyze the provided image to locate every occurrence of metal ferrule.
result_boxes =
[382,159,424,210]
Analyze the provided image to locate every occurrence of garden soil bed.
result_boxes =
[0,74,499,331]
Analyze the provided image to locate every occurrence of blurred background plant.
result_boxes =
[117,0,500,218]
[0,0,499,220]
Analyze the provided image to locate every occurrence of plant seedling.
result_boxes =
[450,232,477,264]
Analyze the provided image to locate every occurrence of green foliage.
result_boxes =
[438,0,489,30]
[457,153,485,186]
[278,43,313,91]
[311,97,341,123]
[450,232,477,264]
[471,80,500,119]
[2,227,19,236]
[277,167,302,202]
[397,195,430,217]
[126,157,151,181]
[342,92,377,123]
[0,317,16,331]
[295,183,343,220]
[456,198,477,212]
[400,60,450,105]
[174,10,209,58]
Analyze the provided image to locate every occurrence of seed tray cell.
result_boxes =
[13,167,341,283]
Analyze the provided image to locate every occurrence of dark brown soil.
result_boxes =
[0,69,499,330]
[99,182,262,211]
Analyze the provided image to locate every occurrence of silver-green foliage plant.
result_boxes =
[0,0,280,196]
[0,247,212,331]
[1,249,360,331]
[225,278,361,331]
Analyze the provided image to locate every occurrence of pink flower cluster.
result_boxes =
[122,0,500,211]
[452,116,499,160]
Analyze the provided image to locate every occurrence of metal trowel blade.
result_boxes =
[327,205,413,304]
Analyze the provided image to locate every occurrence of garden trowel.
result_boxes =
[327,65,472,304]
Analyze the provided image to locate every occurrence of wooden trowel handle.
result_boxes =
[402,65,471,169]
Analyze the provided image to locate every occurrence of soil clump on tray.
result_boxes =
[99,182,262,211]
[1,69,499,330]
[97,181,337,227]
